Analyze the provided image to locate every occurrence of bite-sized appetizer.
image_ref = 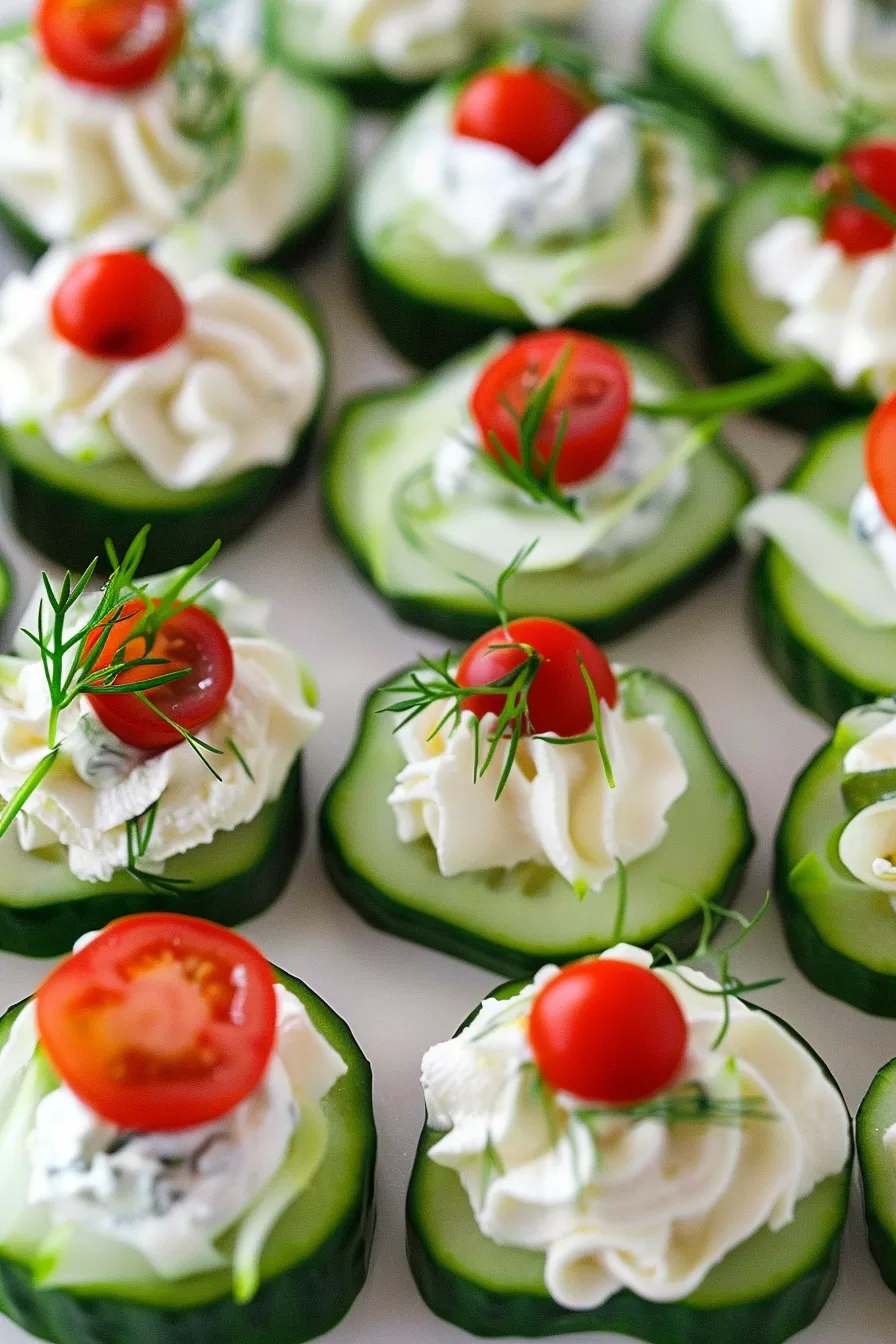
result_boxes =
[0,229,326,573]
[409,939,852,1340]
[858,1057,896,1296]
[0,0,349,260]
[710,140,896,424]
[321,595,752,976]
[741,391,896,723]
[351,34,729,367]
[651,0,896,159]
[0,914,376,1344]
[776,699,896,1015]
[0,532,321,957]
[265,0,588,106]
[325,330,754,641]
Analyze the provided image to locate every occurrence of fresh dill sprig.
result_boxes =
[577,1079,776,1130]
[126,803,193,898]
[227,737,255,782]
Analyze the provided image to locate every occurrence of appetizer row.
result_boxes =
[11,907,896,1344]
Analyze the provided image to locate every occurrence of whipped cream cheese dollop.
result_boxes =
[421,944,851,1310]
[0,575,321,883]
[388,689,687,891]
[0,985,345,1278]
[299,0,587,79]
[748,215,896,397]
[0,235,324,490]
[838,711,896,898]
[0,36,326,257]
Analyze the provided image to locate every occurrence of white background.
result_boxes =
[0,1,895,1341]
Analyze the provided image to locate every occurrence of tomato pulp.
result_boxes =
[36,914,278,1131]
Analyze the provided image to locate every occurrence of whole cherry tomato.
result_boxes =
[453,65,595,167]
[818,141,896,258]
[52,252,186,361]
[36,0,184,90]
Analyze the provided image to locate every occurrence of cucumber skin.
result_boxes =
[858,1060,896,1295]
[0,759,304,960]
[0,968,377,1344]
[319,673,754,979]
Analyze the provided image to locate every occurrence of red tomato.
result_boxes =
[85,598,234,751]
[472,332,632,488]
[819,142,896,258]
[529,958,688,1105]
[52,252,186,361]
[36,0,184,90]
[36,914,278,1131]
[866,391,896,528]
[456,616,617,739]
[453,66,595,166]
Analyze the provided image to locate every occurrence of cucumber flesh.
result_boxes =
[751,418,896,724]
[408,983,851,1342]
[858,1058,896,1294]
[0,969,376,1344]
[324,339,753,642]
[0,271,327,574]
[320,667,753,978]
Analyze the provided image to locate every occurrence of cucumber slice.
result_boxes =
[775,723,896,1014]
[749,418,896,725]
[324,338,753,642]
[0,967,376,1344]
[648,0,846,159]
[858,1057,896,1294]
[0,758,304,959]
[709,165,873,427]
[407,981,851,1342]
[320,667,753,977]
[351,59,728,368]
[0,271,327,575]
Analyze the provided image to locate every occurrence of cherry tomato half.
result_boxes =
[472,332,632,489]
[866,391,896,528]
[84,598,234,751]
[36,0,184,91]
[529,958,688,1106]
[36,914,278,1131]
[453,65,595,167]
[456,616,617,739]
[52,252,186,361]
[818,141,896,258]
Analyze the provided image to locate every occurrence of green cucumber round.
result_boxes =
[858,1058,896,1295]
[323,338,754,643]
[407,980,852,1342]
[648,0,849,160]
[320,666,754,978]
[0,757,304,959]
[749,417,896,725]
[0,271,327,575]
[708,165,873,428]
[352,51,728,368]
[0,967,376,1344]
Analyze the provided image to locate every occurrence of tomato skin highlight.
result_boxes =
[51,252,187,361]
[36,0,184,91]
[472,331,632,488]
[819,142,896,258]
[84,598,234,750]
[453,65,594,167]
[456,617,617,739]
[36,914,278,1131]
[528,958,688,1106]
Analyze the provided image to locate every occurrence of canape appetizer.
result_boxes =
[265,0,588,107]
[776,699,896,1014]
[409,938,852,1340]
[0,230,326,572]
[651,0,896,159]
[321,591,752,976]
[0,0,349,260]
[0,914,376,1344]
[351,34,728,367]
[859,1057,896,1295]
[0,532,321,957]
[325,330,755,641]
[741,391,896,723]
[710,140,896,422]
